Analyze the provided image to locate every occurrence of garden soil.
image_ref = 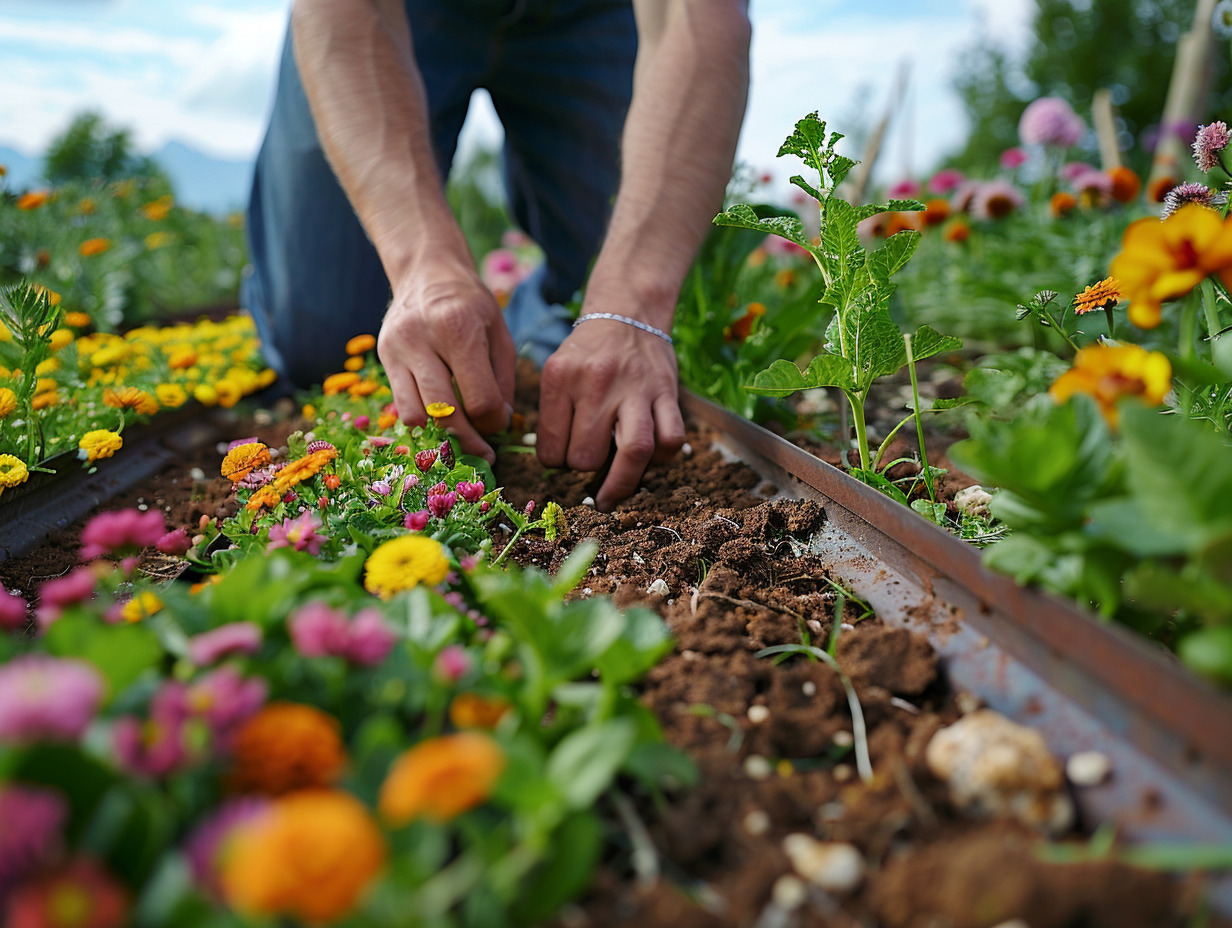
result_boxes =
[0,368,1211,927]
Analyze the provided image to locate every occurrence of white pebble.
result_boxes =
[771,874,807,911]
[253,410,273,426]
[747,704,770,725]
[744,755,773,781]
[802,681,817,697]
[647,578,670,596]
[681,442,693,457]
[743,809,771,835]
[215,441,228,454]
[782,835,864,893]
[1066,750,1112,787]
[833,730,854,748]
[522,432,537,446]
[137,503,148,511]
[303,431,315,442]
[832,764,853,783]
[955,484,994,518]
[582,496,595,506]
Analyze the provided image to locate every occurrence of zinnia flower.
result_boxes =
[363,535,451,599]
[156,527,192,556]
[322,372,361,395]
[221,442,271,483]
[345,333,377,355]
[80,508,166,560]
[886,178,922,199]
[188,622,263,666]
[228,702,347,795]
[78,430,122,463]
[1050,191,1078,218]
[271,448,337,494]
[184,798,269,901]
[0,785,66,899]
[927,168,965,194]
[404,510,431,531]
[78,237,112,257]
[0,454,29,492]
[379,732,505,825]
[1107,166,1141,204]
[1192,121,1231,173]
[267,512,326,555]
[5,857,128,928]
[425,401,455,419]
[1019,96,1084,148]
[456,481,485,504]
[1073,277,1122,315]
[17,190,50,210]
[972,180,1024,220]
[432,645,472,683]
[449,693,511,730]
[103,386,159,416]
[1161,182,1227,219]
[1073,170,1113,209]
[221,790,386,925]
[999,147,1028,170]
[113,710,189,778]
[725,302,766,342]
[427,490,458,519]
[1049,344,1171,427]
[0,655,104,744]
[118,590,163,622]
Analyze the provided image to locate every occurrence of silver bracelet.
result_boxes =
[573,313,674,345]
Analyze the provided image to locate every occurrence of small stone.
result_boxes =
[522,432,537,446]
[771,875,808,911]
[681,649,698,661]
[833,730,854,748]
[818,802,845,822]
[647,578,670,596]
[137,503,148,511]
[189,467,206,481]
[303,431,316,442]
[253,409,273,426]
[1066,750,1112,787]
[582,496,595,507]
[955,484,994,518]
[744,755,773,781]
[191,534,205,546]
[743,809,771,835]
[215,441,229,454]
[747,704,770,725]
[782,835,864,894]
[802,681,817,697]
[832,764,853,783]
[681,442,693,457]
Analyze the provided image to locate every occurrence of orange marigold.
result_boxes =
[922,198,951,227]
[725,302,766,342]
[1050,191,1077,218]
[345,333,377,356]
[322,372,361,395]
[943,219,970,243]
[272,447,337,494]
[221,441,272,483]
[1073,277,1122,315]
[344,356,364,372]
[1108,166,1141,204]
[228,702,348,795]
[103,386,159,416]
[79,238,112,257]
[449,693,512,730]
[246,485,282,512]
[884,211,923,236]
[378,732,505,826]
[17,190,49,210]
[64,311,92,328]
[377,412,398,430]
[31,391,59,410]
[222,790,386,926]
[1049,344,1172,428]
[348,379,380,398]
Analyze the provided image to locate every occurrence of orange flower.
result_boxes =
[1147,175,1176,204]
[922,198,951,227]
[1050,191,1077,218]
[79,238,112,257]
[64,311,92,328]
[377,412,397,430]
[228,703,348,795]
[449,693,511,730]
[31,391,59,410]
[322,372,361,395]
[774,268,797,289]
[378,732,505,826]
[348,379,380,398]
[724,302,766,342]
[345,334,377,356]
[17,190,49,210]
[246,485,282,512]
[1108,166,1141,204]
[344,356,364,372]
[222,790,386,926]
[221,442,272,483]
[1049,344,1171,427]
[324,473,341,490]
[77,197,96,215]
[1073,277,1121,315]
[1109,203,1232,328]
[272,447,337,494]
[103,386,159,416]
[884,211,923,236]
[943,219,970,243]
[140,196,173,221]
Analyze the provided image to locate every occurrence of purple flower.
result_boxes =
[113,713,189,779]
[886,178,921,199]
[237,465,276,489]
[523,500,536,517]
[305,440,336,454]
[155,527,192,556]
[405,509,431,531]
[459,554,482,571]
[227,437,260,451]
[80,509,166,560]
[1019,96,1084,148]
[0,785,67,899]
[188,623,263,666]
[185,666,266,746]
[370,479,392,497]
[949,180,981,213]
[414,449,439,472]
[353,415,371,431]
[0,656,103,744]
[1162,182,1227,218]
[928,168,965,194]
[428,491,458,519]
[267,512,326,555]
[456,481,485,504]
[184,798,270,900]
[1060,160,1097,182]
[0,583,28,632]
[972,180,1025,220]
[999,147,1028,170]
[432,645,472,683]
[288,601,351,658]
[403,473,420,491]
[1192,121,1231,172]
[345,608,397,666]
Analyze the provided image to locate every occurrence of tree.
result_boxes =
[43,111,165,186]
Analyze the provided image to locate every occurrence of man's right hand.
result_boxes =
[378,266,516,465]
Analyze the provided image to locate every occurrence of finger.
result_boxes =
[565,394,616,473]
[490,319,516,429]
[411,353,495,464]
[596,405,657,511]
[650,395,686,464]
[447,334,510,437]
[536,358,573,468]
[384,363,426,429]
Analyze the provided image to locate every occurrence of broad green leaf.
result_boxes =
[789,174,824,203]
[867,230,921,290]
[551,540,597,597]
[853,199,927,223]
[623,742,698,791]
[1177,627,1232,685]
[776,112,833,179]
[712,204,814,253]
[845,305,907,389]
[594,607,673,687]
[1123,561,1232,624]
[907,325,963,363]
[546,718,638,809]
[981,533,1059,584]
[746,355,853,396]
[820,197,864,288]
[510,812,603,925]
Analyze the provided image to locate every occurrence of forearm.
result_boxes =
[290,0,472,284]
[587,0,751,327]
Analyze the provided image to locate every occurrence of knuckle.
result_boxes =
[623,435,656,462]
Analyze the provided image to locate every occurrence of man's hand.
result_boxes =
[378,266,516,464]
[537,318,685,510]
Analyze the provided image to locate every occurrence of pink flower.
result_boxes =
[188,623,263,666]
[1162,181,1226,218]
[305,440,336,454]
[5,857,129,928]
[428,491,458,519]
[999,147,1028,170]
[1072,169,1113,207]
[972,180,1025,220]
[432,645,472,683]
[238,465,276,489]
[370,479,393,497]
[227,436,260,451]
[184,666,266,746]
[0,583,28,632]
[887,178,921,199]
[501,229,532,249]
[459,554,482,571]
[949,180,981,213]
[267,512,326,555]
[353,415,371,431]
[761,235,810,258]
[438,439,455,469]
[0,656,103,744]
[184,798,270,900]
[368,436,393,448]
[414,449,439,472]
[113,714,189,778]
[1060,160,1096,182]
[405,510,431,531]
[427,481,449,496]
[155,527,192,556]
[927,168,965,194]
[288,601,351,658]
[80,509,166,560]
[345,608,397,666]
[523,500,536,517]
[0,785,66,899]
[1192,121,1231,172]
[456,481,485,504]
[403,473,420,491]
[1018,96,1084,148]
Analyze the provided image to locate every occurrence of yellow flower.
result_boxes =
[167,347,197,369]
[48,329,73,352]
[79,430,123,462]
[323,372,361,395]
[64,311,92,329]
[194,384,218,406]
[1049,344,1172,428]
[79,238,111,257]
[30,284,61,307]
[0,454,29,489]
[221,442,272,483]
[345,333,377,356]
[363,535,451,599]
[1073,277,1122,316]
[215,380,243,408]
[104,386,159,416]
[1110,204,1232,329]
[120,591,162,623]
[0,387,16,418]
[378,732,505,825]
[140,196,173,221]
[344,356,364,372]
[36,358,59,375]
[155,383,188,408]
[144,231,171,250]
[77,197,96,215]
[425,402,455,418]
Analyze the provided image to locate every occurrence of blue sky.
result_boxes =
[0,0,1032,184]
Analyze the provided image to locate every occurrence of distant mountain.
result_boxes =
[0,141,253,216]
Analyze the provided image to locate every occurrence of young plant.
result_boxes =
[713,113,962,474]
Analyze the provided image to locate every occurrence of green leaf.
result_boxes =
[510,812,603,925]
[746,354,853,396]
[907,325,964,363]
[623,742,698,792]
[867,230,921,290]
[43,615,162,701]
[1177,627,1232,686]
[981,533,1059,584]
[551,540,597,597]
[845,306,907,390]
[788,174,824,203]
[712,204,814,253]
[594,607,673,687]
[546,718,638,809]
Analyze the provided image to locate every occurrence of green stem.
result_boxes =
[1103,306,1116,341]
[846,391,870,472]
[905,335,935,503]
[491,526,526,568]
[1200,278,1222,344]
[1179,291,1200,364]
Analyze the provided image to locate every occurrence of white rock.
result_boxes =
[743,809,771,835]
[832,730,854,748]
[522,432,537,446]
[781,835,864,894]
[832,764,853,783]
[189,467,206,482]
[253,410,273,426]
[802,681,817,697]
[647,578,670,596]
[1066,750,1112,787]
[990,921,1031,928]
[744,755,773,781]
[582,496,595,507]
[681,442,693,457]
[771,875,808,911]
[747,704,770,724]
[955,485,994,518]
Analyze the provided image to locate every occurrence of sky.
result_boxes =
[0,0,1034,185]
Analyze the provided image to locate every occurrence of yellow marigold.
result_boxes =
[222,790,386,926]
[30,284,61,307]
[1049,344,1172,428]
[449,693,511,730]
[48,329,73,352]
[31,391,58,410]
[36,359,59,375]
[155,383,188,408]
[144,232,171,250]
[1110,204,1232,329]
[77,197,95,215]
[167,347,197,369]
[272,447,337,493]
[194,384,218,406]
[344,356,364,372]
[216,380,243,408]
[140,196,173,221]
[302,403,316,420]
[0,387,16,418]
[363,535,451,600]
[79,238,111,257]
[425,402,455,418]
[221,442,272,483]
[104,386,159,416]
[228,703,348,795]
[120,591,162,623]
[0,454,29,489]
[1073,277,1122,315]
[377,412,398,431]
[322,372,361,395]
[79,430,123,462]
[64,311,91,329]
[378,732,505,825]
[348,379,379,398]
[257,368,278,388]
[35,378,58,394]
[17,190,49,210]
[246,485,282,512]
[345,333,377,356]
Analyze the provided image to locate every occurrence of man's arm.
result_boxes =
[536,0,751,508]
[291,0,514,463]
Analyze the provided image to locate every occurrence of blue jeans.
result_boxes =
[243,0,636,385]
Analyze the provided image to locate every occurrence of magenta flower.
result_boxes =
[972,180,1025,220]
[1162,181,1227,218]
[237,465,276,489]
[185,666,266,746]
[405,509,431,531]
[403,474,420,492]
[1192,121,1231,172]
[1018,96,1084,148]
[370,479,393,497]
[1060,160,1097,182]
[433,645,472,683]
[305,439,336,454]
[368,436,394,448]
[0,583,28,632]
[886,178,921,199]
[438,440,455,469]
[928,168,965,194]
[5,857,129,928]
[999,147,1028,170]
[456,481,485,504]
[428,491,458,519]
[353,415,371,431]
[523,500,536,517]
[267,512,326,555]
[155,527,192,556]
[187,623,263,666]
[459,554,482,571]
[427,481,449,496]
[0,656,104,744]
[345,608,398,666]
[184,798,270,900]
[288,601,351,658]
[0,785,66,899]
[227,437,259,451]
[414,449,439,472]
[113,713,189,779]
[761,235,809,258]
[80,509,166,561]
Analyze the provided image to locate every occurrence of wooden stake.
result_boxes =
[1092,89,1122,170]
[1148,0,1218,187]
[844,60,911,204]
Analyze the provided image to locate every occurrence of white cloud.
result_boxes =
[0,18,204,59]
[178,7,289,124]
